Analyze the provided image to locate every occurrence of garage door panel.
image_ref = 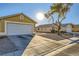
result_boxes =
[6,23,33,35]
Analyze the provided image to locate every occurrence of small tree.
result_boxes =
[45,3,73,35]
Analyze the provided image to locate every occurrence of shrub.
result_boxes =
[51,30,57,33]
[60,31,66,33]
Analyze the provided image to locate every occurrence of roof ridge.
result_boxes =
[0,13,23,19]
[0,13,36,23]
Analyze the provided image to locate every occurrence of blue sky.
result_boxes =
[0,3,79,25]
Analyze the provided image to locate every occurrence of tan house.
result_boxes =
[72,25,79,32]
[35,24,53,32]
[60,24,73,32]
[61,24,79,32]
[35,23,79,33]
[0,13,36,35]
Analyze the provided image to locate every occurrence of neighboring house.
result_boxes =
[0,13,36,35]
[61,23,73,33]
[35,24,53,32]
[62,24,79,32]
[35,23,79,33]
[72,24,79,32]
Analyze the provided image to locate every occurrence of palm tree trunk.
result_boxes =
[57,14,61,35]
[51,16,54,30]
[57,23,61,35]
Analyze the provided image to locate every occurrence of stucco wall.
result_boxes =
[72,27,79,32]
[0,20,5,32]
[35,27,52,32]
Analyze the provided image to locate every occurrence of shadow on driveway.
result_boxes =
[0,34,34,56]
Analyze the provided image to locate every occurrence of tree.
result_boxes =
[45,3,73,35]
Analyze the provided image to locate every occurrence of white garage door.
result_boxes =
[6,23,33,35]
[66,25,72,33]
[66,28,72,33]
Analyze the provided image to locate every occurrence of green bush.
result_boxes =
[51,30,57,33]
[60,31,66,33]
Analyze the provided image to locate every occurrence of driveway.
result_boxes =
[54,43,79,56]
[22,34,68,56]
[22,33,79,56]
[0,34,34,56]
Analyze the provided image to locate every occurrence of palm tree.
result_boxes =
[45,3,73,35]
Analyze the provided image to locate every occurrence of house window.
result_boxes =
[20,15,24,20]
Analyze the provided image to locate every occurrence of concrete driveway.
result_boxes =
[22,34,70,56]
[22,33,79,56]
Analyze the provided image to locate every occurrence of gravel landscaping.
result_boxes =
[37,33,73,41]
